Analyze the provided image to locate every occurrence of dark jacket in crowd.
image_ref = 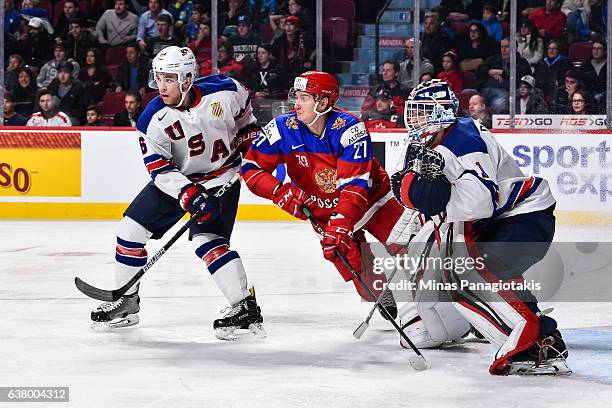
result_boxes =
[112,108,143,127]
[47,78,90,125]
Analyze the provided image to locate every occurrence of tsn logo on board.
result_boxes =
[0,162,32,194]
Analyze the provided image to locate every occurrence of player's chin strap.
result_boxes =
[305,99,332,127]
[172,80,193,108]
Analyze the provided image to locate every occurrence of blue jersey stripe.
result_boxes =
[117,237,145,249]
[207,251,240,274]
[441,118,488,157]
[136,96,165,134]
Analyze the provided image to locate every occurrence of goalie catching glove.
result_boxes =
[179,184,221,222]
[391,144,450,217]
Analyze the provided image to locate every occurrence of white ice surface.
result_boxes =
[1,221,611,408]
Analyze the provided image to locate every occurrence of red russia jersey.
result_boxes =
[241,109,391,222]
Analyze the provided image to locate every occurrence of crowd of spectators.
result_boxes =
[2,0,609,128]
[3,0,322,126]
[360,0,609,129]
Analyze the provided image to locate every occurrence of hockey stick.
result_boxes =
[303,208,429,371]
[354,211,421,339]
[74,176,239,302]
[353,264,399,339]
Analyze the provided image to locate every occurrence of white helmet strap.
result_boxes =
[172,76,193,108]
[305,97,332,128]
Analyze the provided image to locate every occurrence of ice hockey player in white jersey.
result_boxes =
[90,46,265,340]
[391,79,570,375]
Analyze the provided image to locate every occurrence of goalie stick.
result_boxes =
[303,208,429,371]
[74,175,239,302]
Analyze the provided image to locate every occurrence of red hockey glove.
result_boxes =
[321,218,356,262]
[179,184,221,223]
[272,183,311,220]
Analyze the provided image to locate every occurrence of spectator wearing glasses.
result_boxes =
[569,89,597,114]
[580,39,607,111]
[533,39,573,96]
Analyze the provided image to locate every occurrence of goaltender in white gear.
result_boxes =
[393,80,568,375]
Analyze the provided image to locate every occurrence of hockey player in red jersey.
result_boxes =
[241,71,421,318]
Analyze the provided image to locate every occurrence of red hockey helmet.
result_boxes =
[289,71,340,107]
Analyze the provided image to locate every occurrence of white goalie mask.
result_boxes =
[148,46,198,107]
[404,79,459,144]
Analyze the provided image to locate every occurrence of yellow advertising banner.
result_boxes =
[0,132,81,196]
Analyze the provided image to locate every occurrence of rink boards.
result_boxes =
[0,127,611,225]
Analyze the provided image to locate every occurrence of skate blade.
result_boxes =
[215,323,267,341]
[91,314,139,332]
[508,358,572,376]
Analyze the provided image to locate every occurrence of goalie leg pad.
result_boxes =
[399,302,471,349]
[193,233,249,305]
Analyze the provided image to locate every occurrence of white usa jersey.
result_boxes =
[421,117,556,223]
[136,75,256,198]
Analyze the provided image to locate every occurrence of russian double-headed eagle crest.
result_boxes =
[331,116,346,130]
[314,168,337,193]
[285,116,299,129]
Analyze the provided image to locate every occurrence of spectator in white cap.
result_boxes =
[17,16,54,67]
[398,38,434,89]
[516,74,549,114]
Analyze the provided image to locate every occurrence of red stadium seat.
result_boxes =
[53,1,65,26]
[78,0,89,16]
[258,23,274,43]
[322,0,355,20]
[322,0,355,43]
[569,41,592,63]
[39,0,53,18]
[460,70,476,90]
[102,91,126,116]
[450,21,468,36]
[142,91,158,106]
[458,89,478,115]
[323,17,349,49]
[501,21,510,38]
[106,47,128,67]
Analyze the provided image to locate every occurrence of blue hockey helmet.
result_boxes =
[404,79,458,142]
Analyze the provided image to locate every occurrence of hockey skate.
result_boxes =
[379,289,398,320]
[90,292,140,331]
[213,288,266,341]
[503,330,572,376]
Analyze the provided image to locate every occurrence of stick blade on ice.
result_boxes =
[353,322,369,339]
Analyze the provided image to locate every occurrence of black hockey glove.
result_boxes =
[403,143,445,180]
[179,184,221,222]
